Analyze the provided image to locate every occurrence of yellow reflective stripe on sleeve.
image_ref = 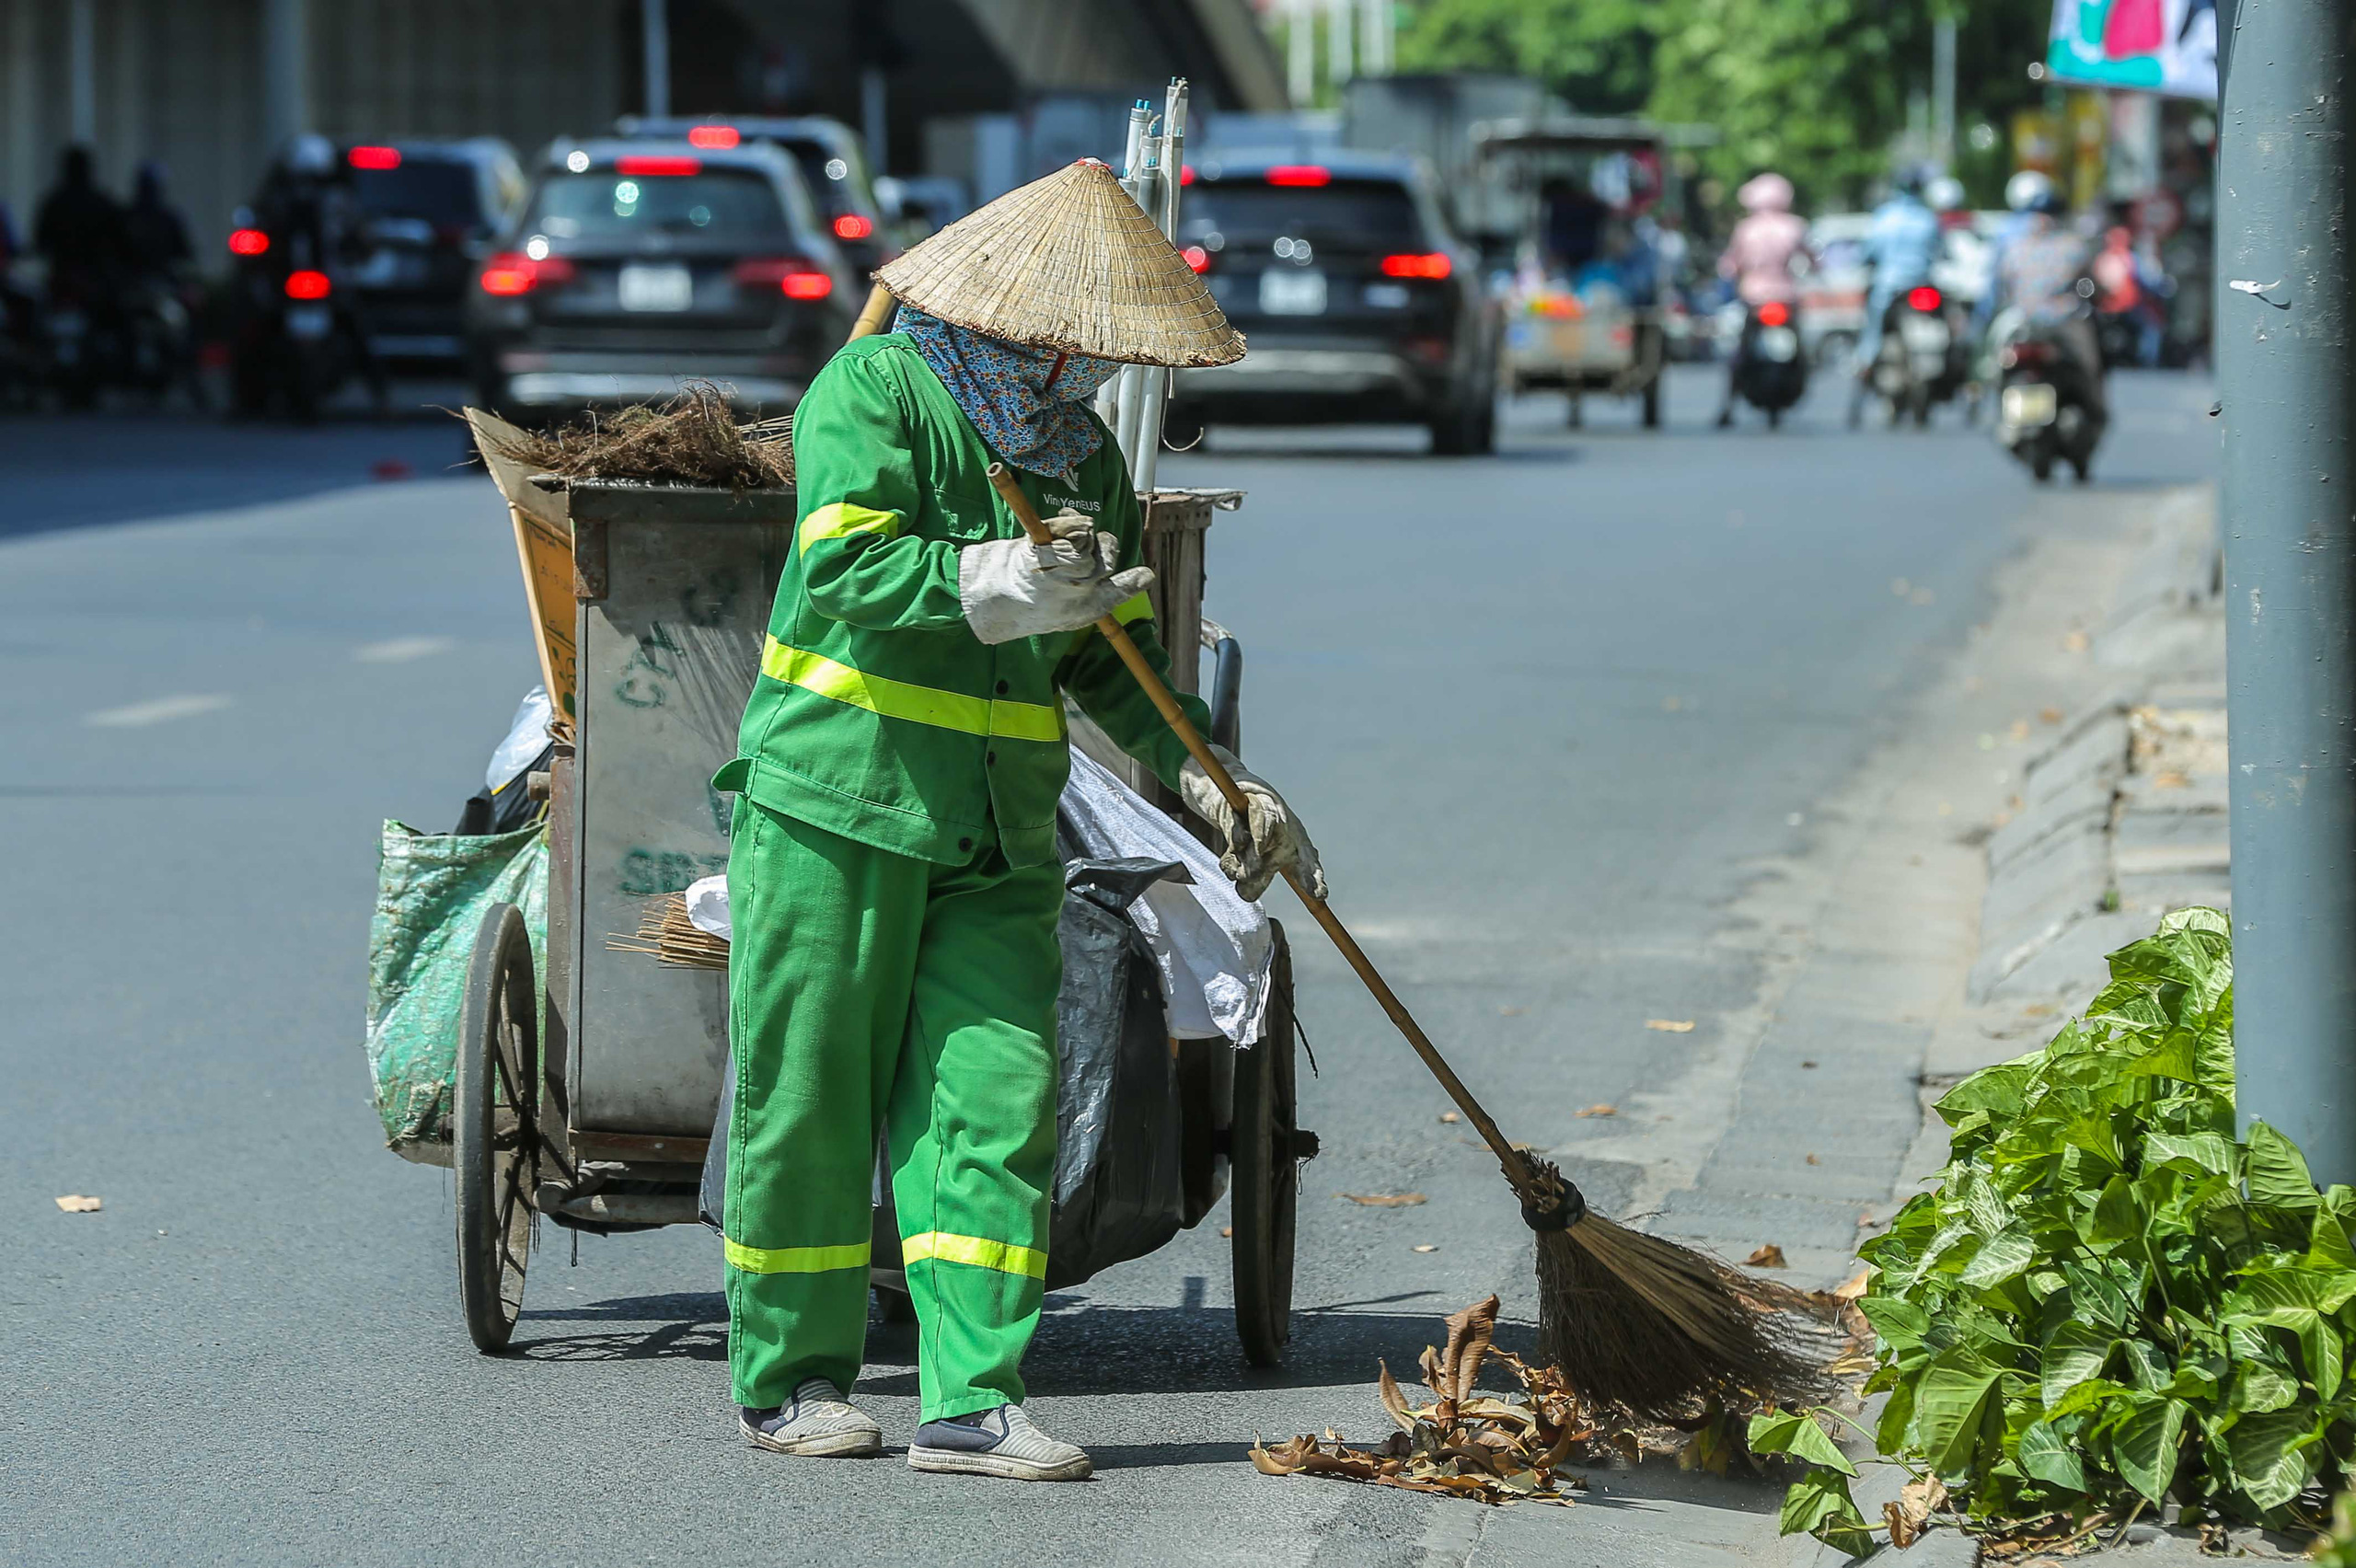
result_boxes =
[760,637,1065,743]
[798,502,901,556]
[901,1230,1048,1280]
[1112,592,1153,625]
[724,1238,872,1274]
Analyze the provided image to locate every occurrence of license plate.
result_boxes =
[1756,326,1799,362]
[618,264,695,313]
[1259,268,1326,317]
[285,305,332,340]
[2002,383,2059,426]
[1900,315,1950,352]
[352,248,423,287]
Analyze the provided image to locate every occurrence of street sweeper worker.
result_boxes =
[712,158,1327,1482]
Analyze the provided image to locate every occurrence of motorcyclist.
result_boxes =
[1714,171,1809,427]
[34,145,129,310]
[259,133,387,407]
[1994,188,2106,422]
[122,161,193,280]
[1973,170,2053,339]
[1847,167,1944,418]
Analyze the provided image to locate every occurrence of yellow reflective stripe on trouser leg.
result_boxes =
[797,502,900,555]
[724,1238,873,1274]
[760,637,1065,743]
[902,1231,1048,1280]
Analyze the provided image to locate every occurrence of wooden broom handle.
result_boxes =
[848,282,896,342]
[982,463,1537,1190]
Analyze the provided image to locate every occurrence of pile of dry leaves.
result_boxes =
[1250,1297,1619,1505]
[483,381,793,490]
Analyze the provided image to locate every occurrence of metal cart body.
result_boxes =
[445,465,1311,1367]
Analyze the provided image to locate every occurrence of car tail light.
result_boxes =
[227,227,270,256]
[1180,164,1195,186]
[479,253,575,295]
[348,145,401,170]
[1380,252,1451,280]
[284,270,331,300]
[1181,245,1211,273]
[615,155,699,177]
[1265,165,1330,187]
[1908,285,1943,312]
[687,125,740,149]
[833,213,874,240]
[734,259,835,299]
[1756,300,1791,327]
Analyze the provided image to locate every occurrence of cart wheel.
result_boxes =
[456,902,538,1353]
[1231,924,1301,1367]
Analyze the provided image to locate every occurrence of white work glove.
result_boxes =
[956,510,1155,646]
[1178,744,1327,903]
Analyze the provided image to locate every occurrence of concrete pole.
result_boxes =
[1287,0,1313,108]
[262,0,309,150]
[7,0,38,217]
[1327,0,1352,91]
[1932,15,1957,172]
[67,0,96,146]
[641,0,669,118]
[861,68,887,173]
[2218,0,2356,1180]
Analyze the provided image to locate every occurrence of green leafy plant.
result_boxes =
[1762,909,2356,1550]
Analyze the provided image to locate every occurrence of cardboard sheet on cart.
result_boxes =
[687,749,1275,1046]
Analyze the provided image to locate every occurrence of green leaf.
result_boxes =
[2224,1408,2319,1511]
[1917,1359,2004,1476]
[2145,1129,2238,1178]
[2041,1321,2118,1412]
[2017,1417,2088,1492]
[2246,1122,2320,1212]
[2311,1206,2356,1271]
[2229,1359,2299,1414]
[1856,1294,1929,1352]
[1745,1410,1855,1476]
[1959,1227,2037,1289]
[2110,1397,2188,1505]
[1777,1467,1871,1554]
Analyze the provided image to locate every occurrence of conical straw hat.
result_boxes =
[877,158,1244,368]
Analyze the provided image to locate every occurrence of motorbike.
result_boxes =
[229,259,359,421]
[1994,323,2104,483]
[39,269,120,409]
[1730,299,1807,428]
[1851,285,1969,429]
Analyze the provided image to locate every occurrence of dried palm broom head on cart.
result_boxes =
[606,893,729,972]
[876,157,1245,368]
[479,381,793,490]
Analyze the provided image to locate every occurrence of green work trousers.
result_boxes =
[722,799,1064,1422]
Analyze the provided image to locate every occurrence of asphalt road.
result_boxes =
[2,366,2217,1567]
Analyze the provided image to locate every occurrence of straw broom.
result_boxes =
[981,461,1835,1419]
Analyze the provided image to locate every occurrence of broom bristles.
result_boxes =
[1535,1212,1843,1420]
[605,892,731,972]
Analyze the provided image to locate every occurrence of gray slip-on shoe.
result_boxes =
[739,1378,884,1458]
[907,1403,1092,1482]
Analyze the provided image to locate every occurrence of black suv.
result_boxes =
[1167,151,1498,454]
[613,116,900,280]
[467,139,856,414]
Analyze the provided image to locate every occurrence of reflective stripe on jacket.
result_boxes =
[716,332,1207,868]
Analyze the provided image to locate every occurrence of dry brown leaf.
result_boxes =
[1413,1243,1439,1253]
[1438,1111,1461,1124]
[54,1194,101,1213]
[1744,1244,1788,1268]
[1340,1191,1427,1207]
[1441,1296,1501,1402]
[1377,1360,1417,1433]
[1645,1018,1696,1032]
[2039,706,2063,724]
[1806,1152,1821,1166]
[2154,768,2191,789]
[1886,1474,1948,1550]
[1220,1226,1233,1238]
[2063,629,2090,652]
[2009,719,2031,742]
[1831,1267,1872,1301]
[1575,1103,1617,1118]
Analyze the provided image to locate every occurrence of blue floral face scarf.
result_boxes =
[898,307,1125,485]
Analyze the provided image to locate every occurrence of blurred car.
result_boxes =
[1165,151,1501,455]
[1798,213,1871,367]
[467,138,857,412]
[614,116,901,279]
[230,137,525,378]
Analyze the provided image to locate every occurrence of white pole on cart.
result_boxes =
[1133,79,1188,494]
[1101,100,1157,438]
[1114,121,1165,471]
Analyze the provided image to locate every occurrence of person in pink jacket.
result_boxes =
[1715,173,1811,426]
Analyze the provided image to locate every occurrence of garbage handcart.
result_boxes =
[369,413,1313,1368]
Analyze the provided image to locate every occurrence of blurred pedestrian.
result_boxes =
[1714,171,1809,427]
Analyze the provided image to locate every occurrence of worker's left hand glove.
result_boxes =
[1178,744,1327,903]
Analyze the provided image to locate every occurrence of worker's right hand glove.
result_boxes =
[957,510,1156,646]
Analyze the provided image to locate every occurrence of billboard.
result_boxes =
[2046,0,2219,98]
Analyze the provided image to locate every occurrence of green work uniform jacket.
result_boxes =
[715,331,1211,869]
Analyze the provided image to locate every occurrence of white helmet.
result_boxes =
[1925,175,1966,213]
[2004,169,2055,213]
[285,133,336,177]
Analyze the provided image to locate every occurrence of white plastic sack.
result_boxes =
[684,874,732,940]
[1059,748,1273,1045]
[485,685,554,793]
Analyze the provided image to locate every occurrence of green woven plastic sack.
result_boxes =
[365,820,548,1164]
